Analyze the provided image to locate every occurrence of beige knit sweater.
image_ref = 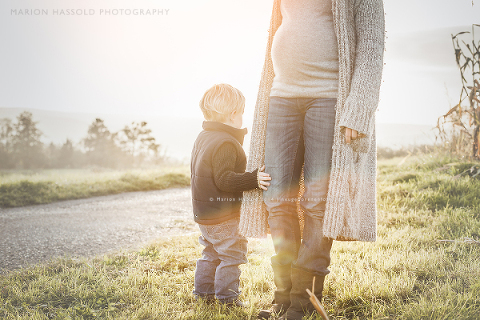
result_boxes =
[239,0,385,242]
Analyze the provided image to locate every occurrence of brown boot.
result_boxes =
[279,268,325,320]
[257,302,289,319]
[257,262,292,319]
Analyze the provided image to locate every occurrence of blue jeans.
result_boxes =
[264,97,334,276]
[193,217,248,301]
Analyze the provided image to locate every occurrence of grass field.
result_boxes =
[1,154,480,319]
[0,166,190,208]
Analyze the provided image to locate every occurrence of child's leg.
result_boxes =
[200,218,247,301]
[193,233,219,299]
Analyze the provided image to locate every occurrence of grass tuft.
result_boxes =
[1,155,479,319]
[0,168,190,208]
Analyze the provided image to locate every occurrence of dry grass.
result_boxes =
[1,154,480,319]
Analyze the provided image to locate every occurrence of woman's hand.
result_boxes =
[257,165,271,191]
[344,127,365,144]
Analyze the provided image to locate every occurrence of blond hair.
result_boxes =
[199,84,245,122]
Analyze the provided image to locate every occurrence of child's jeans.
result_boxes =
[193,217,247,301]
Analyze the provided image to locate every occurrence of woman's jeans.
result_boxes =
[264,97,335,276]
[193,217,248,301]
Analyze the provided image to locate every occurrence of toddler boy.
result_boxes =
[191,83,271,306]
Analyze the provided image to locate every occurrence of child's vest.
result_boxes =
[190,122,247,225]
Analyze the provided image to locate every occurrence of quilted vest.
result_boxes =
[191,121,247,225]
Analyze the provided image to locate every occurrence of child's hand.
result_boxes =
[257,165,271,191]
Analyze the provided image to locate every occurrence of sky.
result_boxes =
[1,0,480,130]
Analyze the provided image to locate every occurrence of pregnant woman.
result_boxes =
[240,0,385,319]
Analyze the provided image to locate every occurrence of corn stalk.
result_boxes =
[436,24,480,159]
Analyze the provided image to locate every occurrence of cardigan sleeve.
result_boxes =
[212,142,259,193]
[337,0,385,136]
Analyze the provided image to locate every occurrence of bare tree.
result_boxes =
[116,121,160,166]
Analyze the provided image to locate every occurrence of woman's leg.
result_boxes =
[263,97,305,307]
[296,97,336,275]
[283,98,336,319]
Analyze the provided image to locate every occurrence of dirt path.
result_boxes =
[0,188,197,273]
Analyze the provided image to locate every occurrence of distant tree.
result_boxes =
[0,118,15,169]
[12,111,44,169]
[57,139,76,168]
[83,118,122,167]
[45,142,59,168]
[44,139,85,169]
[116,121,160,166]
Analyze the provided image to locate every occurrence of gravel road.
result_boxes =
[0,188,198,273]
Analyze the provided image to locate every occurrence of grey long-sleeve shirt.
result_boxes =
[270,0,339,98]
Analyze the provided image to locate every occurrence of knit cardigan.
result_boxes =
[239,0,385,241]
